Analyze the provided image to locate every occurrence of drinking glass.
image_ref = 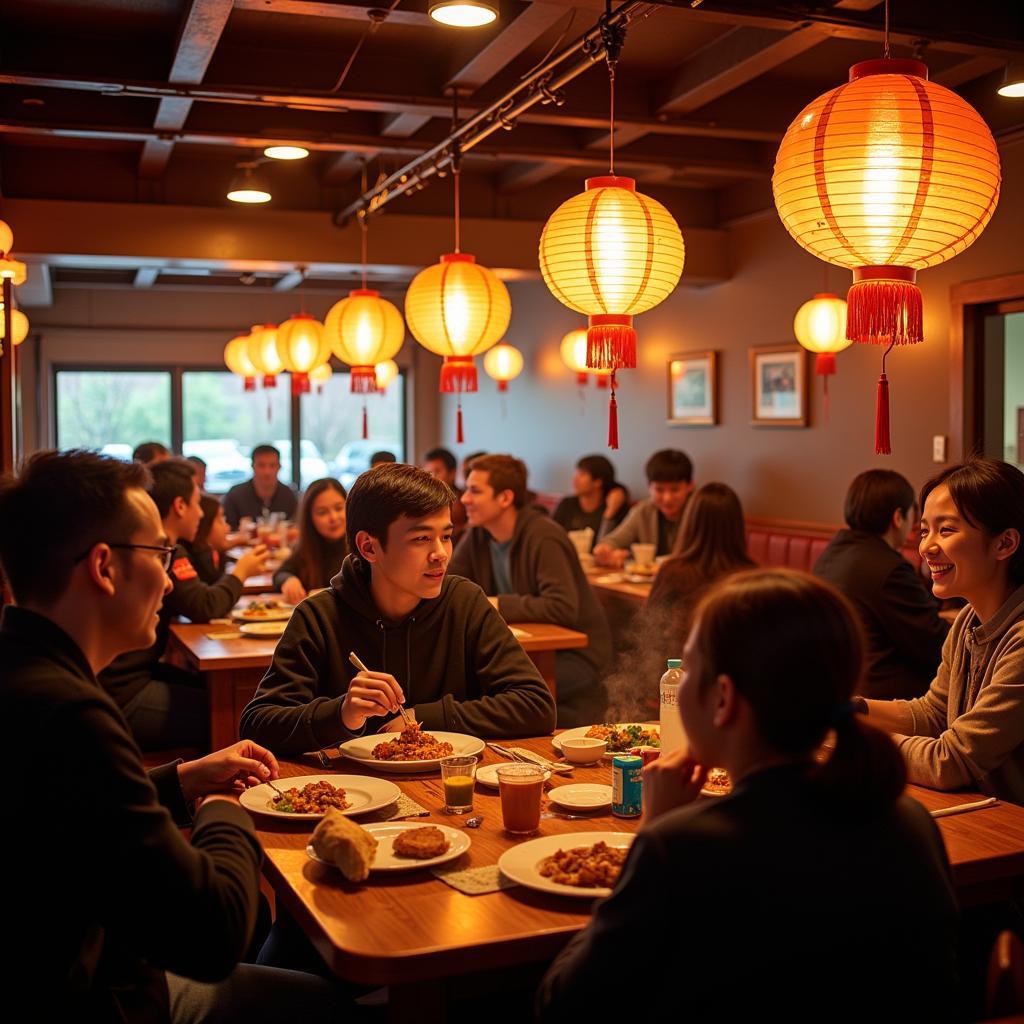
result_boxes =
[497,763,545,834]
[440,755,479,814]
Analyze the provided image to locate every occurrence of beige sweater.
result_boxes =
[893,584,1024,803]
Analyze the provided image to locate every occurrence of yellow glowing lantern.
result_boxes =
[773,58,1000,453]
[247,323,284,387]
[276,313,330,394]
[0,305,29,346]
[793,293,851,416]
[324,290,405,393]
[483,343,524,392]
[224,331,258,391]
[559,329,589,386]
[0,258,27,286]
[374,359,399,392]
[539,177,684,371]
[309,362,333,394]
[0,220,12,256]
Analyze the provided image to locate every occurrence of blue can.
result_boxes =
[612,754,643,818]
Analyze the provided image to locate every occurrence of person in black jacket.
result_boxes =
[552,454,629,549]
[240,463,556,756]
[0,449,343,1023]
[186,494,232,585]
[100,459,268,751]
[538,569,960,1021]
[274,477,348,604]
[222,444,298,529]
[814,469,949,699]
[452,454,612,726]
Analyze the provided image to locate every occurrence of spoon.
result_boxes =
[464,816,484,828]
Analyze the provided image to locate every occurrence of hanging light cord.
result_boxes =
[452,92,462,253]
[608,63,616,175]
[330,0,402,93]
[881,338,895,374]
[599,0,626,177]
[359,163,369,289]
[883,0,890,58]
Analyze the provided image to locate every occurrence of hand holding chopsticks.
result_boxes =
[347,651,415,728]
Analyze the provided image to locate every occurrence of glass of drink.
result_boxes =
[497,763,545,835]
[440,755,479,814]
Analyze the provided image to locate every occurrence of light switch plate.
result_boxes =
[932,435,947,462]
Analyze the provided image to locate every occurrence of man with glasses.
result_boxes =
[100,458,269,751]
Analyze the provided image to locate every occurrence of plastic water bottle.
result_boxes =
[659,658,687,755]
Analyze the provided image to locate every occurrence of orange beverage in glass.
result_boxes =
[497,764,545,835]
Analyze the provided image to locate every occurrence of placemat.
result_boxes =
[430,863,519,895]
[359,793,431,823]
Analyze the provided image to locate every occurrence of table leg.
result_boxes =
[526,651,557,700]
[206,668,265,749]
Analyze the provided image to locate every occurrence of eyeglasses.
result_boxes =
[75,543,176,572]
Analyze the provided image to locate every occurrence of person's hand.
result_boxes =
[593,544,628,568]
[177,740,280,802]
[281,576,307,604]
[341,670,406,730]
[381,708,418,733]
[233,544,269,580]
[641,749,707,825]
[604,487,626,518]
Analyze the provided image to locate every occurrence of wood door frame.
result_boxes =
[950,271,1024,460]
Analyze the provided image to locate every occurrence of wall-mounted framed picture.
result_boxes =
[749,344,807,427]
[667,350,717,425]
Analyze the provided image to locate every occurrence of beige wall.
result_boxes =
[440,138,1024,524]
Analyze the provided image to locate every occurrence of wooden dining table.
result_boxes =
[254,733,1024,1021]
[167,611,588,750]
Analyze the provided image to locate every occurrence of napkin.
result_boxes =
[359,793,431,823]
[431,863,518,895]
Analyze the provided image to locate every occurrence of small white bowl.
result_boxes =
[560,737,607,765]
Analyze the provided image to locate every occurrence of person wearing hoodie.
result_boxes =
[239,464,556,756]
[451,454,612,727]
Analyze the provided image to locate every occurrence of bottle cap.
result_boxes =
[666,659,682,668]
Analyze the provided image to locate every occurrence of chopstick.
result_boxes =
[348,651,415,726]
[930,796,998,818]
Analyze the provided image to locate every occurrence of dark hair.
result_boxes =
[423,447,457,474]
[193,494,223,550]
[462,450,487,473]
[576,455,615,495]
[148,459,197,518]
[371,450,397,466]
[645,448,693,484]
[693,569,905,809]
[468,454,528,509]
[670,483,754,573]
[844,469,915,535]
[296,477,348,589]
[251,444,280,463]
[0,449,151,604]
[186,455,207,471]
[346,463,454,558]
[921,458,1024,585]
[132,441,168,464]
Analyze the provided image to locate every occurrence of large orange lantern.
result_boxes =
[247,323,284,388]
[793,293,850,418]
[773,58,1000,453]
[224,331,258,391]
[0,220,12,256]
[0,305,29,346]
[483,343,524,393]
[324,290,404,392]
[276,313,330,394]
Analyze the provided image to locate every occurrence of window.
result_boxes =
[301,372,405,490]
[55,370,171,457]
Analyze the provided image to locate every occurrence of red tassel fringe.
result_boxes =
[263,375,277,389]
[587,325,636,370]
[815,353,836,376]
[607,389,619,450]
[456,403,465,444]
[351,367,378,394]
[577,371,588,386]
[244,377,256,392]
[362,403,368,440]
[847,280,923,346]
[875,372,891,456]
[498,379,508,393]
[595,375,610,390]
[291,372,310,396]
[440,358,478,393]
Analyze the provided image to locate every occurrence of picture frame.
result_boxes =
[667,350,717,426]
[749,344,807,427]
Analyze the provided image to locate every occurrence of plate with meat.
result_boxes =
[552,724,661,757]
[232,599,294,622]
[497,832,635,897]
[337,725,485,774]
[701,767,732,798]
[239,774,401,821]
[307,822,470,873]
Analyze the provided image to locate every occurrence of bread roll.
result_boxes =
[311,808,377,881]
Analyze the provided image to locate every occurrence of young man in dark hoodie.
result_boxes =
[451,454,612,727]
[239,463,556,756]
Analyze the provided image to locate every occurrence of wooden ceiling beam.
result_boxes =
[232,0,434,28]
[932,55,1006,88]
[497,160,565,193]
[323,151,374,186]
[381,112,433,138]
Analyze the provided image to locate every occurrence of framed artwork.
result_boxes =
[749,344,807,427]
[667,350,717,425]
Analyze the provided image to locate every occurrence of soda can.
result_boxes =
[612,754,643,818]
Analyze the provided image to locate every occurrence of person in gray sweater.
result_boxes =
[861,459,1024,804]
[452,454,612,727]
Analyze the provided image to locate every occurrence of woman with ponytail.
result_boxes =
[538,569,959,1021]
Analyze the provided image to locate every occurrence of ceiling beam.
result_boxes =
[381,112,433,138]
[447,3,569,93]
[323,151,374,186]
[16,262,53,308]
[273,270,305,291]
[932,55,1006,88]
[133,267,161,287]
[498,160,565,192]
[232,0,434,28]
[139,0,234,179]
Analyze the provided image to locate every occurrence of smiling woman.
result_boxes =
[863,458,1024,802]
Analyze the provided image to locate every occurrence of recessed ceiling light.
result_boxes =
[264,145,310,160]
[998,63,1024,98]
[429,0,497,28]
[227,166,272,204]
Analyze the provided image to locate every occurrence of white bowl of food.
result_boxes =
[560,737,607,765]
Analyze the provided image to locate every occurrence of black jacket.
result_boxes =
[814,529,949,700]
[239,554,557,755]
[1,606,262,1024]
[99,542,243,708]
[449,507,612,676]
[222,479,297,529]
[272,537,348,592]
[538,763,960,1021]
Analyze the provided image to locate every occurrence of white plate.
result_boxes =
[623,574,655,585]
[232,602,294,622]
[497,831,635,898]
[552,725,660,757]
[547,783,613,810]
[476,761,551,788]
[306,822,470,873]
[239,774,401,821]
[337,731,485,774]
[239,621,288,638]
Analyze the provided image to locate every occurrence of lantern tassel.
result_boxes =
[607,371,619,450]
[362,402,368,441]
[815,353,835,426]
[846,278,923,346]
[244,377,256,393]
[875,372,891,455]
[440,357,478,393]
[351,367,378,394]
[456,400,465,444]
[587,316,636,371]
[822,375,830,426]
